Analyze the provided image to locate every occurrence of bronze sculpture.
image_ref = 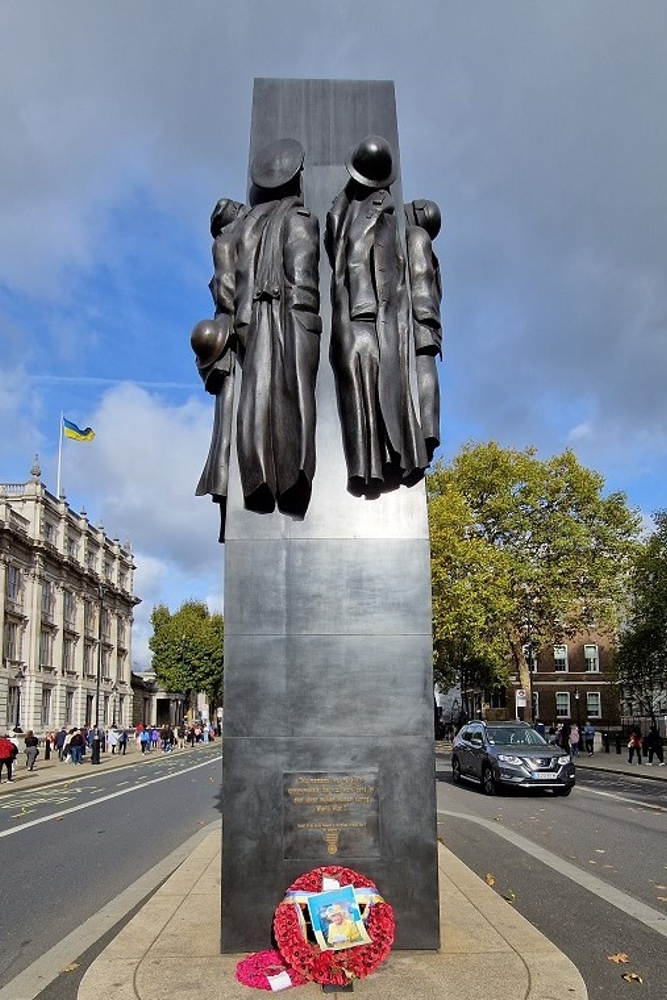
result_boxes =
[192,140,321,536]
[191,198,245,541]
[325,136,429,498]
[404,199,442,462]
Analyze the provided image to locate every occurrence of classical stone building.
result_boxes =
[0,464,140,734]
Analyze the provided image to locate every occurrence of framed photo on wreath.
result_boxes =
[305,884,372,952]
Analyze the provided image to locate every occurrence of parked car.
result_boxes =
[451,720,576,796]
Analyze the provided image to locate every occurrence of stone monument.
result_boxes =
[192,79,442,952]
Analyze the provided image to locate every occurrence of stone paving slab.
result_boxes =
[78,831,587,1000]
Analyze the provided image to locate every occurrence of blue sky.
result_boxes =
[2,1,667,664]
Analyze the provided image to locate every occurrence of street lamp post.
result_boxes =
[13,666,26,733]
[91,584,105,765]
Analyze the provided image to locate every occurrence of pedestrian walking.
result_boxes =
[69,729,85,765]
[139,728,150,754]
[627,727,643,764]
[0,734,18,783]
[118,728,128,755]
[583,721,596,756]
[55,726,67,761]
[569,724,580,756]
[24,730,39,771]
[645,724,665,766]
[108,728,119,755]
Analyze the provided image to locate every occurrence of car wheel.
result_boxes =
[481,765,496,795]
[452,756,461,784]
[553,786,572,797]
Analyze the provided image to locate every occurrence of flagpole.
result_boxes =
[56,412,64,499]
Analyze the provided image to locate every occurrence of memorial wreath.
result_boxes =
[234,949,308,990]
[273,865,395,987]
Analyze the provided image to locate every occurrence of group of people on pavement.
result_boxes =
[539,720,596,756]
[135,722,217,754]
[627,724,665,766]
[0,718,218,783]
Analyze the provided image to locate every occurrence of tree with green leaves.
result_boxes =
[428,442,641,722]
[616,510,667,723]
[149,599,224,715]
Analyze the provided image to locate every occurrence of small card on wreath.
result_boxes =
[306,885,372,951]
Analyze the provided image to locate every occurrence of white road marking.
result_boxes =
[439,808,667,937]
[0,756,219,840]
[578,785,667,812]
[0,819,221,1000]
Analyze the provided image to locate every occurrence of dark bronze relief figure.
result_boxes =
[192,139,321,539]
[191,198,245,541]
[325,136,431,499]
[404,199,442,463]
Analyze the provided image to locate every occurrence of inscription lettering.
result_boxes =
[283,771,381,859]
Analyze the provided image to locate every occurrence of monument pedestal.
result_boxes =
[221,78,440,952]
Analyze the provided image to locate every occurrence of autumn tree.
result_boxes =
[428,442,641,722]
[149,599,224,715]
[616,510,667,723]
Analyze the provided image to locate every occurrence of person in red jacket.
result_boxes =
[0,734,18,783]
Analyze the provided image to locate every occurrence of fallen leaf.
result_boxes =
[657,896,667,902]
[198,821,206,826]
[621,972,643,983]
[654,884,667,890]
[60,963,80,973]
[484,873,495,887]
[595,849,606,854]
[608,953,629,964]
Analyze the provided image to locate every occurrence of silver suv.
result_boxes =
[452,721,576,796]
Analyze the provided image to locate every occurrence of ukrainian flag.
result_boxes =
[63,417,95,442]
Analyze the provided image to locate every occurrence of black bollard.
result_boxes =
[602,732,610,753]
[615,734,622,754]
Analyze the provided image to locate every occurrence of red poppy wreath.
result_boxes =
[234,949,308,990]
[273,866,395,987]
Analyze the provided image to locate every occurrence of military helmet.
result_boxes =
[250,138,305,190]
[346,135,396,189]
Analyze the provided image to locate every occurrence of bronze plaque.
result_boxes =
[283,770,381,859]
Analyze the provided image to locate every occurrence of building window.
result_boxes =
[84,642,95,676]
[6,564,21,603]
[41,580,53,615]
[584,644,600,672]
[556,692,570,718]
[104,560,114,582]
[63,637,74,673]
[85,694,94,727]
[553,645,569,672]
[87,546,98,572]
[103,695,109,726]
[39,630,52,667]
[63,590,76,626]
[3,622,20,662]
[65,690,74,726]
[43,519,56,543]
[84,600,94,633]
[586,692,602,718]
[41,688,52,727]
[119,570,128,591]
[532,692,540,722]
[118,620,126,648]
[66,535,78,559]
[102,647,111,678]
[101,608,110,639]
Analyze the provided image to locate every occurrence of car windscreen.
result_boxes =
[485,727,547,746]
